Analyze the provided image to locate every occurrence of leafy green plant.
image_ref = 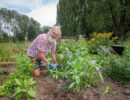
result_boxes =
[13,78,36,100]
[123,40,130,56]
[0,53,36,100]
[47,39,104,91]
[0,68,7,74]
[102,85,111,96]
[104,55,130,85]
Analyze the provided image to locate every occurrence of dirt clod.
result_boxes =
[124,89,130,95]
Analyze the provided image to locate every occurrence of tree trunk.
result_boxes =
[119,0,127,42]
[119,14,125,42]
[107,0,119,35]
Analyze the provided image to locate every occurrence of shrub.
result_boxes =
[123,40,130,56]
[104,55,130,85]
[87,32,117,53]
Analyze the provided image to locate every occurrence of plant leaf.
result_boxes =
[98,71,104,84]
[15,92,23,100]
[102,85,111,96]
[69,82,76,89]
[27,89,36,98]
[15,79,22,86]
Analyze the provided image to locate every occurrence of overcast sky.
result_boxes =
[0,0,59,27]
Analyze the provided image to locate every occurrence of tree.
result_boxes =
[0,8,43,42]
[105,0,130,41]
[57,0,130,41]
[42,25,51,33]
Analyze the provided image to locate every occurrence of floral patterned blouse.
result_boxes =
[27,34,56,58]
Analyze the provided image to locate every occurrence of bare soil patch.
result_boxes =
[33,75,130,100]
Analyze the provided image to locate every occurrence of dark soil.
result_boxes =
[0,63,130,100]
[33,75,130,100]
[34,76,82,100]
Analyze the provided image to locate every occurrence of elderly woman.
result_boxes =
[27,26,61,77]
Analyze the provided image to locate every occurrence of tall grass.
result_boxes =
[0,41,30,62]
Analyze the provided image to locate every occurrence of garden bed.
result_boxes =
[33,76,130,100]
[0,62,16,70]
[0,39,130,100]
[0,64,130,100]
[0,62,16,86]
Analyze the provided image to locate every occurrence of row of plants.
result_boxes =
[47,33,130,91]
[46,39,104,91]
[86,33,130,85]
[0,54,36,100]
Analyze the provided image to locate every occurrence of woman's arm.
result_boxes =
[52,51,58,64]
[38,50,51,65]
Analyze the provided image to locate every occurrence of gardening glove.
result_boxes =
[49,63,55,70]
[57,65,61,70]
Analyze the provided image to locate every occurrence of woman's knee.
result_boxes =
[32,68,40,77]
